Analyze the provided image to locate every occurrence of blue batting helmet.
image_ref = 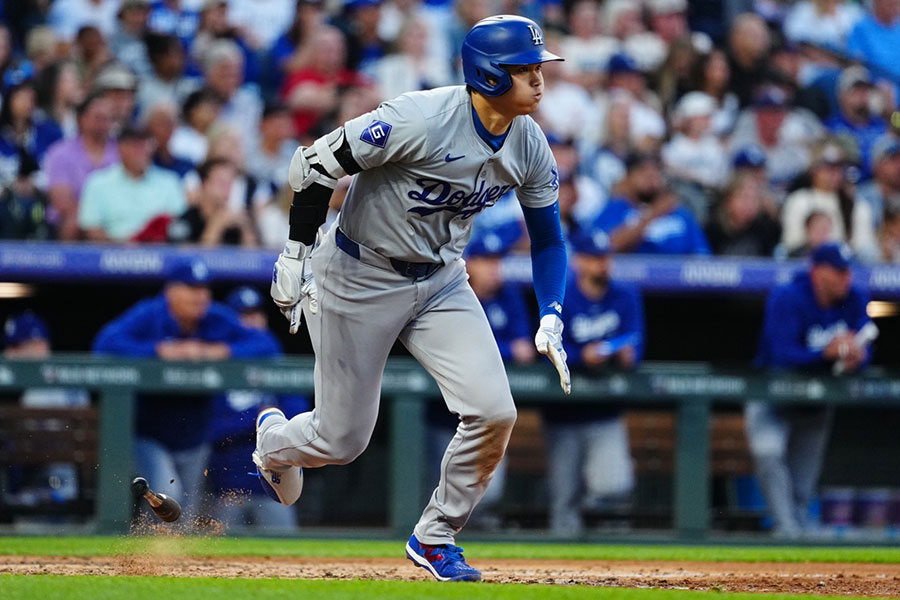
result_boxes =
[461,15,563,97]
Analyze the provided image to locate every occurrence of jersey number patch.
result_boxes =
[360,120,392,148]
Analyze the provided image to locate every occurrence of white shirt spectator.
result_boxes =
[560,35,620,80]
[781,187,877,259]
[170,124,209,165]
[226,0,296,49]
[783,0,863,50]
[372,54,452,100]
[537,81,597,141]
[48,0,120,40]
[246,139,295,189]
[663,133,730,189]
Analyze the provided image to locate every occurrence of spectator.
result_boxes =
[535,35,596,142]
[747,242,874,537]
[208,285,306,531]
[34,59,85,139]
[93,62,140,133]
[109,0,153,77]
[847,0,900,82]
[857,136,900,230]
[167,157,258,246]
[204,123,276,222]
[783,0,863,51]
[92,258,280,521]
[371,16,452,100]
[281,25,366,140]
[662,91,730,190]
[559,0,618,91]
[190,0,259,85]
[72,25,111,84]
[544,230,642,536]
[788,210,835,258]
[626,0,693,73]
[78,125,186,242]
[781,139,877,260]
[825,66,888,181]
[878,206,900,262]
[246,102,297,190]
[42,91,118,240]
[0,154,54,240]
[728,85,825,196]
[23,26,64,76]
[137,33,196,110]
[653,36,699,116]
[226,0,296,51]
[143,99,196,180]
[706,173,782,256]
[48,0,120,41]
[200,39,262,148]
[592,152,710,255]
[726,13,773,107]
[586,53,666,154]
[0,81,64,189]
[691,48,739,137]
[169,87,225,165]
[265,0,326,94]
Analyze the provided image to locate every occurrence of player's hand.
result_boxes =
[534,314,571,395]
[271,240,318,334]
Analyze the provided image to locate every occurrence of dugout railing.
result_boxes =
[1,356,899,539]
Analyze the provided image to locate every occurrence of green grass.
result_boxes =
[1,536,899,564]
[0,575,875,600]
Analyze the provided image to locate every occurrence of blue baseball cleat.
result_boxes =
[252,408,303,505]
[405,534,482,582]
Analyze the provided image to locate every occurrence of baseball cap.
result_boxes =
[732,144,767,169]
[753,85,789,109]
[624,150,660,171]
[4,311,49,347]
[167,258,212,286]
[674,91,716,124]
[93,63,138,92]
[870,136,900,170]
[811,242,853,271]
[647,0,686,15]
[226,286,263,313]
[572,229,611,257]
[812,141,846,166]
[118,125,152,141]
[606,52,640,76]
[838,65,873,95]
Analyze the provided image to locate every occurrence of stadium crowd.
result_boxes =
[0,0,896,536]
[0,0,898,261]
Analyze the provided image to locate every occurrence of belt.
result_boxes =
[335,228,443,280]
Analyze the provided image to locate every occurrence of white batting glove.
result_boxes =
[535,314,571,395]
[271,240,318,334]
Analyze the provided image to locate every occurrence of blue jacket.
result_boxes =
[93,294,281,449]
[562,277,644,368]
[756,272,872,370]
[592,197,710,255]
[480,285,532,361]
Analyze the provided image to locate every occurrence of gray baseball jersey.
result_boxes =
[256,84,560,546]
[339,85,559,263]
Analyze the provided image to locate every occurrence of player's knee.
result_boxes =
[328,437,369,465]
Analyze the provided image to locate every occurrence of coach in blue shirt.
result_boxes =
[544,230,644,536]
[747,242,874,537]
[93,258,280,520]
[592,152,710,256]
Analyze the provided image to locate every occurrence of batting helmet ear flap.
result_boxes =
[461,15,563,98]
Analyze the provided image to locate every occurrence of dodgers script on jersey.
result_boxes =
[339,86,559,263]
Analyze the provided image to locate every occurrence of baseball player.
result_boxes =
[747,242,874,537]
[253,15,569,581]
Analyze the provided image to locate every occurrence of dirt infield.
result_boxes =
[3,554,900,596]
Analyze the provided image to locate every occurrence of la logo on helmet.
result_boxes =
[527,24,543,45]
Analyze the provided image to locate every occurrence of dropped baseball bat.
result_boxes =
[131,476,182,522]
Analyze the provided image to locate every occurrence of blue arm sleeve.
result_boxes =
[521,202,567,318]
[92,302,161,357]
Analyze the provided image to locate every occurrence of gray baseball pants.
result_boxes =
[257,224,517,544]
